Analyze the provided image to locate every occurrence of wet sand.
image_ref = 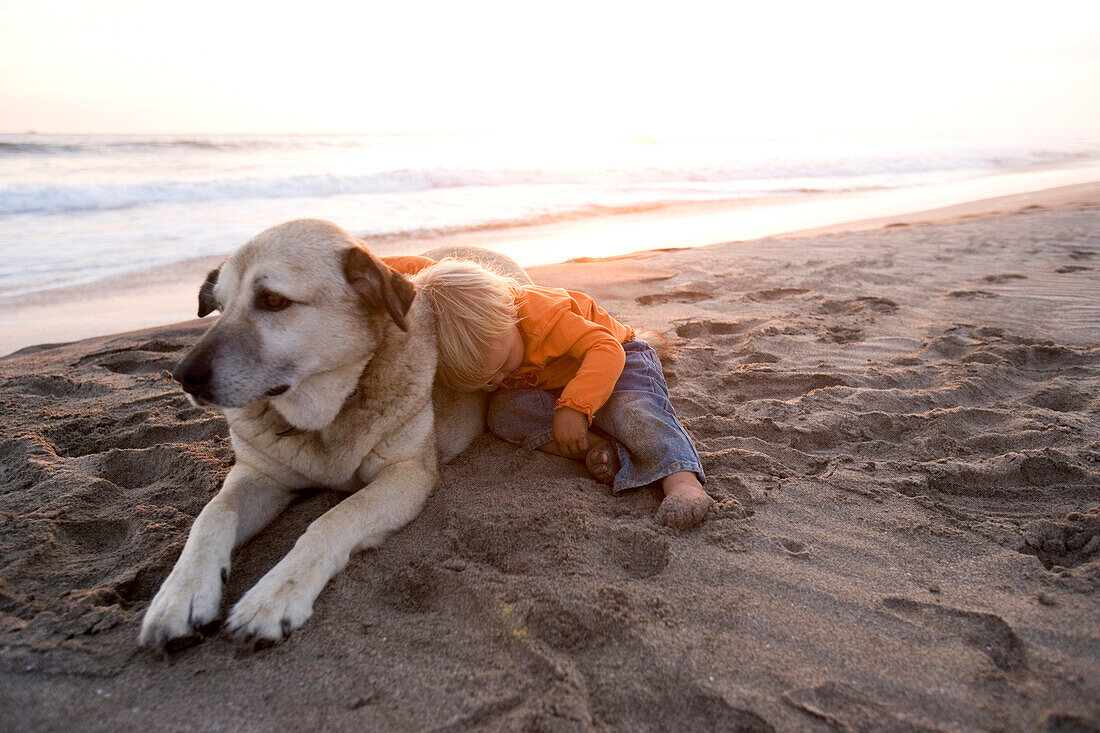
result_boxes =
[2,178,1098,357]
[1,198,1098,730]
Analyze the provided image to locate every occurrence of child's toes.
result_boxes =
[584,445,618,484]
[656,494,714,529]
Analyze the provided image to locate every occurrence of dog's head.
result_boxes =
[172,219,416,416]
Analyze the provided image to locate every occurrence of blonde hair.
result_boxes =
[414,259,520,391]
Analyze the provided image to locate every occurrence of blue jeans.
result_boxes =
[486,340,705,494]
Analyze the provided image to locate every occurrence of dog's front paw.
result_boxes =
[224,573,315,646]
[139,563,226,649]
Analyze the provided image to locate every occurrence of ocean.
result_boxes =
[1,131,1097,299]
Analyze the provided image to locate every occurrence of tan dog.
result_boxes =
[139,219,516,649]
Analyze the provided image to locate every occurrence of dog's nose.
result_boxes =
[172,353,212,395]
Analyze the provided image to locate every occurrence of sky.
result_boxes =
[1,0,1098,137]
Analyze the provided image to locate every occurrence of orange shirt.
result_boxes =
[503,285,633,419]
[383,255,634,420]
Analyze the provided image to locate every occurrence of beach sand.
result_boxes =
[1,196,1099,730]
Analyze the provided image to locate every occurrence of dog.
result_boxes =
[139,219,524,649]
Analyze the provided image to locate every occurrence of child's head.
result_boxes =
[415,259,520,391]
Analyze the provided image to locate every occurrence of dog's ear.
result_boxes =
[343,246,416,332]
[197,266,222,318]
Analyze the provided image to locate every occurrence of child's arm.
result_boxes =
[542,311,627,452]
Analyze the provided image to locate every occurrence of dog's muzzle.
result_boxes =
[172,352,214,402]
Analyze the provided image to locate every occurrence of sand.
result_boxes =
[1,199,1099,730]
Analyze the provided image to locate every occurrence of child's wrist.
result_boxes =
[554,400,594,423]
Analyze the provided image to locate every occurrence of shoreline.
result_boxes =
[2,171,1099,357]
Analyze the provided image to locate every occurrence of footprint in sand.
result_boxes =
[982,273,1027,284]
[608,527,670,579]
[3,374,110,399]
[1021,509,1100,570]
[672,688,775,732]
[451,514,582,576]
[54,518,132,554]
[746,287,809,302]
[881,597,1027,675]
[947,290,998,299]
[1026,381,1092,412]
[636,289,714,306]
[1055,265,1094,274]
[820,324,863,344]
[1038,712,1100,732]
[96,353,181,375]
[89,445,210,492]
[76,339,187,375]
[675,319,762,339]
[718,370,847,402]
[1000,341,1093,370]
[522,591,634,652]
[783,681,932,731]
[378,562,445,614]
[735,350,781,364]
[925,449,1091,500]
[43,404,227,457]
[816,297,899,316]
[777,537,809,556]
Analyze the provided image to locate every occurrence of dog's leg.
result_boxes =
[139,463,294,647]
[225,458,436,644]
[433,385,487,463]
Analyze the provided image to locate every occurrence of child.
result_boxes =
[413,258,713,529]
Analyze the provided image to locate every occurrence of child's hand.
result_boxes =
[552,407,589,457]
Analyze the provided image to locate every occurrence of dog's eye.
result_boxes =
[257,292,292,311]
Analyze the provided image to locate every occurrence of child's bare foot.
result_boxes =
[656,471,713,529]
[584,438,619,484]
